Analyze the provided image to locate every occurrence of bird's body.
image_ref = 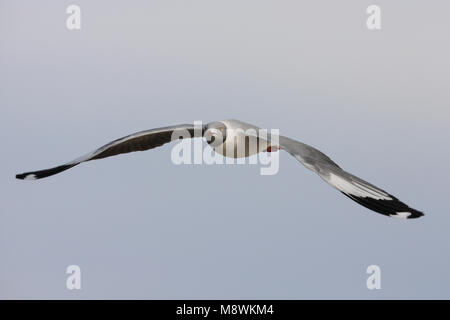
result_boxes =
[209,119,266,158]
[16,119,424,219]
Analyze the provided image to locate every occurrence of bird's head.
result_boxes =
[204,121,227,147]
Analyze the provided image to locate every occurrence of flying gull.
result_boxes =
[16,119,424,219]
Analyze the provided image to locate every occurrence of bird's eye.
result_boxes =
[206,128,224,146]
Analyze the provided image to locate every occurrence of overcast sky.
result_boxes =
[1,0,449,299]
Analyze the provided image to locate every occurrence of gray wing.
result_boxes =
[16,124,202,180]
[279,136,424,219]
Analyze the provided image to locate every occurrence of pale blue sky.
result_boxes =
[1,0,449,299]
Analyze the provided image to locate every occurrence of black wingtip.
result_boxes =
[407,210,425,219]
[15,164,77,180]
[16,173,28,180]
[341,192,425,219]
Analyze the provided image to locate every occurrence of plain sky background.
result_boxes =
[1,1,449,299]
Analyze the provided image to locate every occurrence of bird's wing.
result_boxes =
[16,124,202,180]
[279,135,424,219]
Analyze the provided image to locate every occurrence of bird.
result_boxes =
[16,119,424,219]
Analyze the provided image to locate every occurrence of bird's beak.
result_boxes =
[265,145,280,152]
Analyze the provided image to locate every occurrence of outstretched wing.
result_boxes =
[279,135,424,219]
[16,124,202,180]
